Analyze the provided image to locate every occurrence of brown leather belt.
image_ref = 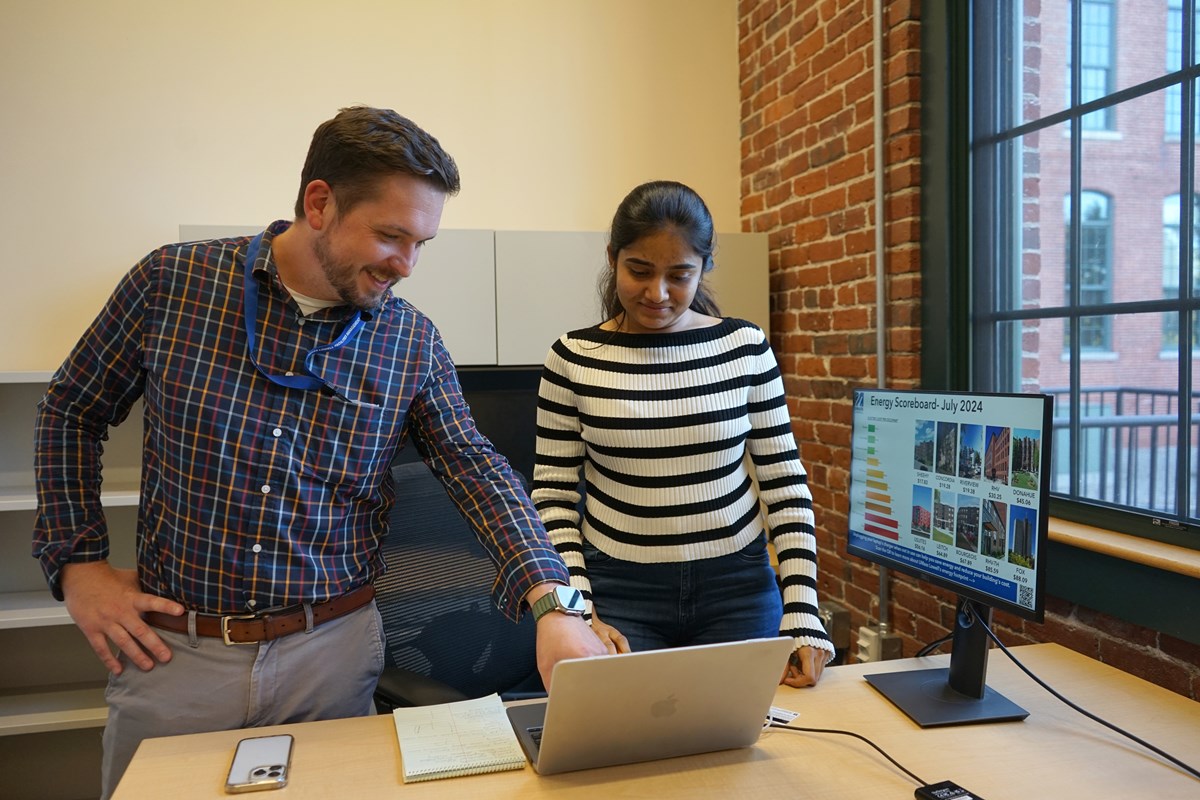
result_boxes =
[145,584,375,645]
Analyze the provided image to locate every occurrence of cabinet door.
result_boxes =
[709,231,770,336]
[495,231,607,365]
[179,226,499,366]
[394,230,497,365]
[173,227,769,368]
[495,231,770,366]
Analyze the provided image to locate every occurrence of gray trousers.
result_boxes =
[100,601,385,799]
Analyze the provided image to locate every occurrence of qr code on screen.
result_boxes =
[1018,584,1034,608]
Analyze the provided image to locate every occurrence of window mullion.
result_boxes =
[1179,0,1196,517]
[1068,0,1084,502]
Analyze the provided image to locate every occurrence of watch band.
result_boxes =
[531,585,585,621]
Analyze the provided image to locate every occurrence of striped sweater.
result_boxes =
[531,318,833,656]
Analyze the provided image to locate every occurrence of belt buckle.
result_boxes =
[221,613,260,646]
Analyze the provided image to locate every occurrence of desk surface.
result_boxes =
[114,643,1200,799]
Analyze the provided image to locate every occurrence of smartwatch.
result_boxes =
[530,585,586,622]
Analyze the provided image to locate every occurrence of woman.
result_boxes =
[531,180,834,687]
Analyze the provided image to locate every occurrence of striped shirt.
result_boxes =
[33,220,566,616]
[531,318,833,654]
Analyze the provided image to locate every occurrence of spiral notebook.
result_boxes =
[392,693,526,783]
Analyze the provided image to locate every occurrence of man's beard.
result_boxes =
[313,233,390,312]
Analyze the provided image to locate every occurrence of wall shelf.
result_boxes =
[0,683,107,736]
[0,372,130,776]
[0,486,140,513]
[0,591,72,629]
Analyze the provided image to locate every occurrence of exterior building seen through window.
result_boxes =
[969,0,1200,545]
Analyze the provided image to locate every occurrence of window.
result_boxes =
[953,0,1200,546]
[1162,193,1200,350]
[1064,191,1114,351]
[1072,0,1116,131]
[1166,0,1200,137]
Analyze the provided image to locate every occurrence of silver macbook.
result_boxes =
[506,636,793,775]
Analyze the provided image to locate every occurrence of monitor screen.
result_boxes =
[846,388,1053,726]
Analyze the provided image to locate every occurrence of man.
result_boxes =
[33,106,605,798]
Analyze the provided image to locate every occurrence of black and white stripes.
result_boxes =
[531,318,833,655]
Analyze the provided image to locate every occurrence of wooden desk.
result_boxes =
[113,643,1200,799]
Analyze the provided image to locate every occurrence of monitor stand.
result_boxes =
[864,599,1029,727]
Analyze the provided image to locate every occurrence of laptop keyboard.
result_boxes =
[528,726,544,747]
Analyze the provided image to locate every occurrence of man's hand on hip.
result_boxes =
[61,561,185,674]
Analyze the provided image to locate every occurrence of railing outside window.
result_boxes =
[1048,387,1200,518]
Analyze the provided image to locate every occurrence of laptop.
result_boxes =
[506,636,793,775]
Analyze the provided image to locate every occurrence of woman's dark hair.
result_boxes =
[599,180,720,322]
[294,106,460,218]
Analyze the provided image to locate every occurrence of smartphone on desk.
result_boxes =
[224,734,293,793]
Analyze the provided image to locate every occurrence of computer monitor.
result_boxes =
[392,366,542,481]
[846,388,1052,727]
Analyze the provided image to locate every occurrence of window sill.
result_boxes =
[1048,516,1200,579]
[1058,351,1118,362]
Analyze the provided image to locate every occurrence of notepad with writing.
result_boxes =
[392,693,528,782]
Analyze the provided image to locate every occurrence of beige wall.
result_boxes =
[0,0,740,370]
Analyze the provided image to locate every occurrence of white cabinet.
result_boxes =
[177,227,769,367]
[709,231,771,336]
[495,230,770,365]
[178,226,502,367]
[395,229,497,365]
[494,231,608,365]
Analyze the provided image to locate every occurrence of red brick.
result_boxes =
[887,190,920,219]
[810,187,847,216]
[844,230,874,255]
[828,50,867,89]
[829,355,871,379]
[827,152,868,186]
[887,354,920,380]
[741,193,765,215]
[888,327,921,352]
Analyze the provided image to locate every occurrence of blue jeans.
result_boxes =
[584,533,784,652]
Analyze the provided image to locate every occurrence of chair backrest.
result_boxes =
[374,461,540,700]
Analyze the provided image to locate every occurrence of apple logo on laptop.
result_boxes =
[650,694,678,718]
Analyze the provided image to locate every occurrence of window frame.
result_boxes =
[922,1,1200,642]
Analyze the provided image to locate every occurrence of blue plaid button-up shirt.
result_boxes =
[34,220,565,616]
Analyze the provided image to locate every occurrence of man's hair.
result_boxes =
[293,106,461,218]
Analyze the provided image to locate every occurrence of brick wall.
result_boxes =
[737,0,1200,699]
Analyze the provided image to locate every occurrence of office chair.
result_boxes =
[373,460,544,711]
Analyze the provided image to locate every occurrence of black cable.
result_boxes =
[977,615,1200,782]
[771,619,1199,789]
[914,632,952,658]
[767,722,927,786]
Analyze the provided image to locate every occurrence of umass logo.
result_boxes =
[853,392,864,410]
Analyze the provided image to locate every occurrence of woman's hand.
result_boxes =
[589,611,631,654]
[781,645,828,688]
